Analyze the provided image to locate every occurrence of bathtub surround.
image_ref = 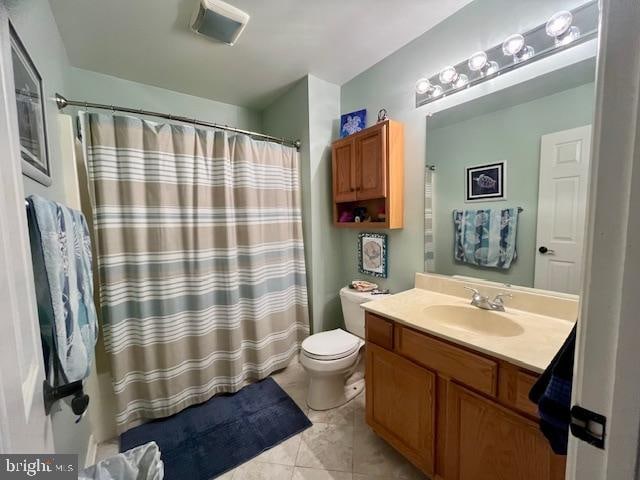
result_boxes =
[83,112,309,431]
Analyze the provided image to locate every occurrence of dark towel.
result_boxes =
[529,324,577,455]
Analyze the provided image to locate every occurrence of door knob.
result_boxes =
[538,246,555,254]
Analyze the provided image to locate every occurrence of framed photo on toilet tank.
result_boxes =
[358,232,387,278]
[465,161,506,202]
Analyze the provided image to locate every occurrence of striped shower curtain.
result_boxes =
[81,112,309,432]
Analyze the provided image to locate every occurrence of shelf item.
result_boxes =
[331,120,404,229]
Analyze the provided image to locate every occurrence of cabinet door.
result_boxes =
[356,124,387,200]
[332,140,357,203]
[445,383,566,480]
[366,343,435,475]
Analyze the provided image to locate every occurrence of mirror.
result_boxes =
[424,59,596,295]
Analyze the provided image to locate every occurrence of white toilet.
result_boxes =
[299,286,374,410]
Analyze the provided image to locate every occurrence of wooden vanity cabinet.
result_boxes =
[364,312,566,480]
[331,120,403,229]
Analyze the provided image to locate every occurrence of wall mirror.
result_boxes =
[424,57,596,295]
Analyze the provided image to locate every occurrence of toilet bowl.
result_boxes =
[300,287,374,410]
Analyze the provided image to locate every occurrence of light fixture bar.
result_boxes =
[415,0,598,108]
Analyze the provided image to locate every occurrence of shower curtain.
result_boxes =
[81,112,309,432]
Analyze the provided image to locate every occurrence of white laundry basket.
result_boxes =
[79,442,164,480]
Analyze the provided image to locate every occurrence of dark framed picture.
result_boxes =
[465,162,506,202]
[10,23,51,186]
[340,109,366,138]
[358,232,387,278]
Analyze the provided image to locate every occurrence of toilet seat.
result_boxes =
[301,329,361,361]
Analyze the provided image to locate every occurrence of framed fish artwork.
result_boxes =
[340,109,366,138]
[465,162,506,202]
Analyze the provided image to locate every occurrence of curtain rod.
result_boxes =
[54,93,301,151]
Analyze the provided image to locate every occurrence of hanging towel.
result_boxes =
[453,208,520,269]
[529,324,577,455]
[26,194,98,386]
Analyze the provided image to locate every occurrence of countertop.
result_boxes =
[362,288,575,374]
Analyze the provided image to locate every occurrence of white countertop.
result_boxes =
[362,287,575,374]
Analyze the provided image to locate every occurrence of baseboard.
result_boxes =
[85,434,98,468]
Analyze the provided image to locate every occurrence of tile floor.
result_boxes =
[95,357,427,480]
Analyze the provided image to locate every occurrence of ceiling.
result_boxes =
[49,0,473,109]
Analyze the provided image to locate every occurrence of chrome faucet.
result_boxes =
[464,287,512,312]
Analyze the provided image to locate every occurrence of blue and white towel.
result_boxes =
[453,208,520,269]
[26,194,98,385]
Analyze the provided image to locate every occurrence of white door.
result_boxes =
[566,0,640,478]
[0,5,54,453]
[534,125,592,294]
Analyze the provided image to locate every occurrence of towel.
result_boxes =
[529,324,577,455]
[26,194,98,386]
[453,208,520,269]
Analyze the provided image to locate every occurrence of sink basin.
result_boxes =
[423,304,525,337]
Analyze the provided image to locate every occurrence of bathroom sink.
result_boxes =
[423,304,525,337]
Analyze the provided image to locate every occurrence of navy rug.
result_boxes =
[120,378,311,479]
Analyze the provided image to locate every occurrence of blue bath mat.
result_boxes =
[120,378,311,479]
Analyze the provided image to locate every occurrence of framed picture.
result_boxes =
[465,161,506,202]
[340,109,366,138]
[358,232,387,278]
[10,23,51,186]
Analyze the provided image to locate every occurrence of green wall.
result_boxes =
[428,83,595,286]
[339,0,591,295]
[68,67,261,131]
[262,75,344,333]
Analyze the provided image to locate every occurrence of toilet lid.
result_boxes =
[301,329,361,361]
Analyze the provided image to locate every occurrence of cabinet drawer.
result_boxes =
[395,326,498,396]
[515,371,539,417]
[499,364,540,418]
[365,312,394,350]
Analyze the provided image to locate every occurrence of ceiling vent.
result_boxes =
[190,0,250,46]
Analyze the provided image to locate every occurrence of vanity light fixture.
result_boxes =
[439,66,459,85]
[414,0,598,108]
[502,34,535,62]
[546,10,581,46]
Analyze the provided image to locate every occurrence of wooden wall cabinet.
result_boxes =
[364,312,566,480]
[331,120,403,229]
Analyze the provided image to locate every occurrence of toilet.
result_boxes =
[299,286,374,410]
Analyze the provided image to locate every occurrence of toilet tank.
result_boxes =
[339,287,375,339]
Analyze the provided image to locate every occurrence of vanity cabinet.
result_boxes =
[364,312,566,480]
[366,343,435,474]
[331,120,404,229]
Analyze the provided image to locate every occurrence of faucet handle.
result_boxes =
[464,286,480,296]
[493,292,513,305]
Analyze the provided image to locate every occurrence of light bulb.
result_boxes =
[453,74,469,89]
[502,34,525,56]
[439,66,458,85]
[518,45,535,62]
[415,78,431,95]
[555,26,580,46]
[468,51,488,72]
[546,11,573,37]
[485,61,499,75]
[430,85,444,98]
